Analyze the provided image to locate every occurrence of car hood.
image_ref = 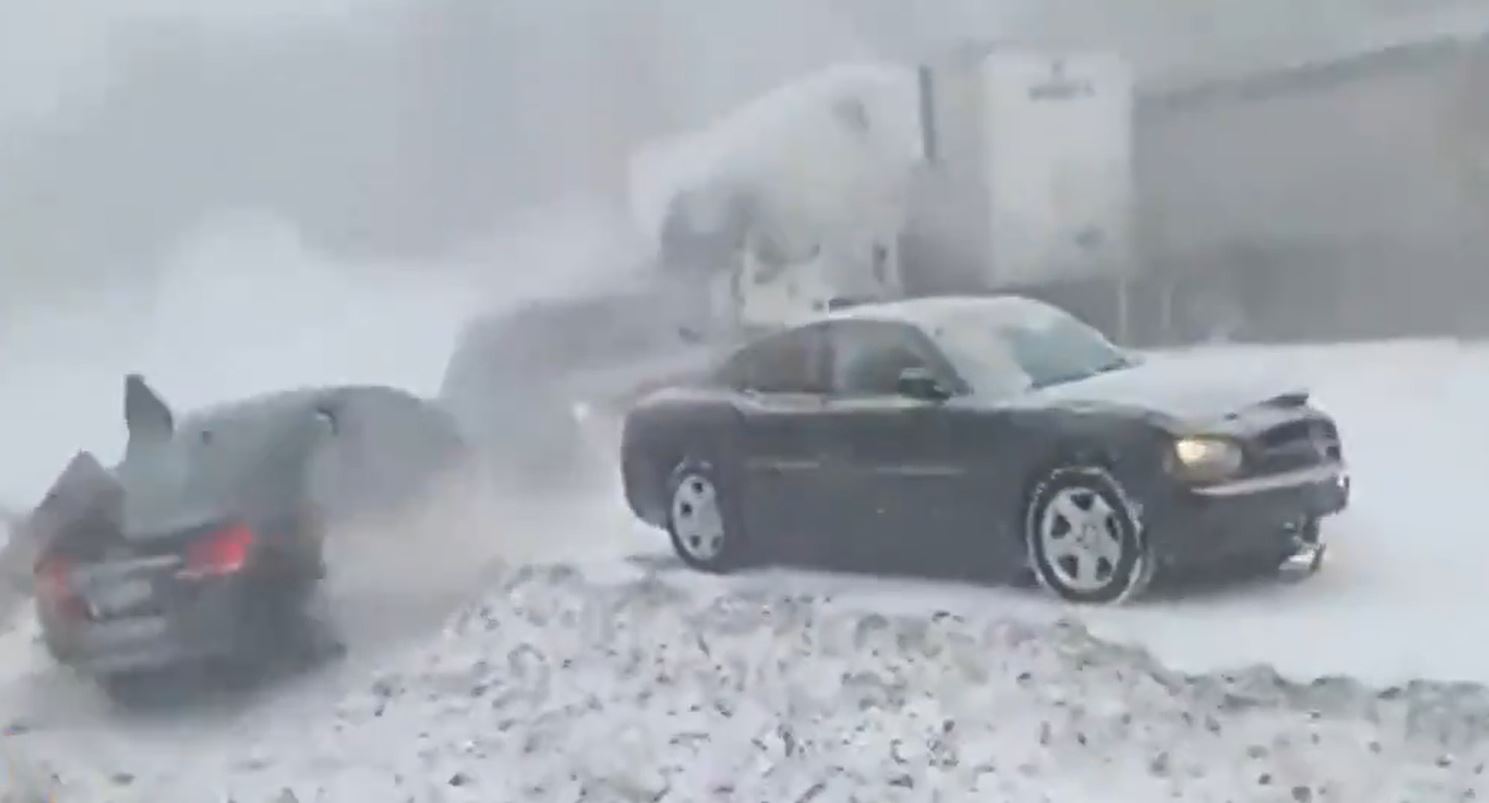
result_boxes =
[1020,356,1305,426]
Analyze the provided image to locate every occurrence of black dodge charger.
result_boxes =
[620,296,1350,603]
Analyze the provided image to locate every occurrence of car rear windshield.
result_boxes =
[118,404,321,538]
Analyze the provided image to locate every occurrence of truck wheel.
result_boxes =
[1025,465,1152,604]
[665,458,748,573]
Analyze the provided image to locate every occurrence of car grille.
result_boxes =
[1248,418,1342,474]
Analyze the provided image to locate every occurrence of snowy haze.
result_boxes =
[4,0,1485,308]
[2,2,1489,800]
[0,1,887,507]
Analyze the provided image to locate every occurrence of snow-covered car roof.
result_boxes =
[824,294,1073,334]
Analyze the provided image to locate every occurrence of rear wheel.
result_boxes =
[229,576,340,675]
[665,458,747,573]
[1025,465,1152,604]
[99,670,160,707]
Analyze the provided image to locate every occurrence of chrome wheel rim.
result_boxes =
[671,473,725,562]
[1040,486,1124,592]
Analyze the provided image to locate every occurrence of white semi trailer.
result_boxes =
[910,47,1136,289]
[628,47,1138,334]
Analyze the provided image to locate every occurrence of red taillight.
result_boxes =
[182,523,256,579]
[34,555,83,618]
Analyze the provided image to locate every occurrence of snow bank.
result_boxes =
[626,63,921,254]
[11,562,1489,802]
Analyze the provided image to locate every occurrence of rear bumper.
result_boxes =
[42,575,256,676]
[1148,461,1350,570]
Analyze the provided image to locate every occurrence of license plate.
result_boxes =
[92,615,169,644]
[86,578,156,616]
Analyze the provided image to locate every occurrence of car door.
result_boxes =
[820,319,983,573]
[719,324,839,563]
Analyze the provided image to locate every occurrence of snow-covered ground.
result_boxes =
[0,335,1485,801]
[13,561,1489,803]
[2,217,1487,800]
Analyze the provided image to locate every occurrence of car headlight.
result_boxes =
[1172,436,1244,481]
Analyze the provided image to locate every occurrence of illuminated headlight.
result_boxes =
[570,401,592,423]
[1172,436,1244,481]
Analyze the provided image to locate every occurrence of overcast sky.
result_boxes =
[5,0,1481,127]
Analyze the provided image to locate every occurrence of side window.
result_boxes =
[717,326,827,394]
[828,320,950,397]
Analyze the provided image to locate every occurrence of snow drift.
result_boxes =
[7,561,1489,802]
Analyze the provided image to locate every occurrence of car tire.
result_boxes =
[99,670,162,708]
[664,457,748,573]
[227,578,324,676]
[1025,465,1152,604]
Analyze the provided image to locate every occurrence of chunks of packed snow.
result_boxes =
[15,563,1489,802]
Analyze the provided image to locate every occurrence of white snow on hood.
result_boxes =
[1025,353,1303,424]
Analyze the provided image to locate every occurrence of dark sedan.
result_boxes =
[27,375,466,696]
[620,296,1350,603]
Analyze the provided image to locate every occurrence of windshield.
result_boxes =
[929,307,1133,397]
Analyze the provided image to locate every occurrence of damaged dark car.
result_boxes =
[620,296,1350,603]
[26,375,465,697]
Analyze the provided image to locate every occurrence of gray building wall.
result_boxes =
[1136,35,1489,341]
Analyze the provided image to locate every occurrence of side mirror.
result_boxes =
[896,366,951,401]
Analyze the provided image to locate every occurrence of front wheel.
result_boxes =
[1025,465,1153,604]
[665,458,748,573]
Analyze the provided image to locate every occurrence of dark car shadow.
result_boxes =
[98,634,349,718]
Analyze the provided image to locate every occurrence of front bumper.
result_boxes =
[41,574,256,676]
[1148,460,1350,570]
[1191,461,1350,500]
